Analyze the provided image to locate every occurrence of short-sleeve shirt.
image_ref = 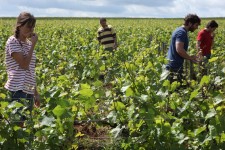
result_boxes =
[97,25,116,49]
[197,29,213,56]
[5,36,36,94]
[166,27,189,70]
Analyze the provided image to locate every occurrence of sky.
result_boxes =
[0,0,225,18]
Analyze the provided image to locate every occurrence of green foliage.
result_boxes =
[0,18,225,149]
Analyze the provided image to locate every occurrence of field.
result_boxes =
[0,18,225,149]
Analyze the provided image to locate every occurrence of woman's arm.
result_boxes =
[12,33,38,69]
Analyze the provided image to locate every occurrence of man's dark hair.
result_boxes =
[184,14,201,26]
[206,20,218,28]
[100,18,106,22]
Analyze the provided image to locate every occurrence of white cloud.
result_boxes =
[0,0,224,18]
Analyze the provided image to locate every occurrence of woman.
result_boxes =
[5,12,40,125]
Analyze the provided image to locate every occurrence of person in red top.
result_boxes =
[196,20,218,59]
[196,20,218,75]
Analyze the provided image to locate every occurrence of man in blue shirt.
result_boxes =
[166,14,201,83]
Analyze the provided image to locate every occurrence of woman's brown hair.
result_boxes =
[15,12,36,38]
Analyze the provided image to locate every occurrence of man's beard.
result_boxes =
[189,26,196,32]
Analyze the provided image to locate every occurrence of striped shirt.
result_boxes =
[97,25,116,49]
[5,36,36,94]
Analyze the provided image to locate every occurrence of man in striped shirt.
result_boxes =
[97,18,117,52]
[97,18,118,85]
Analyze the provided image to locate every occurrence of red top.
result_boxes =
[197,29,213,56]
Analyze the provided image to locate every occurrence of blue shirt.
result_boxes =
[166,27,189,70]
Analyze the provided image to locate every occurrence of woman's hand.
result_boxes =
[34,92,40,107]
[30,33,38,45]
